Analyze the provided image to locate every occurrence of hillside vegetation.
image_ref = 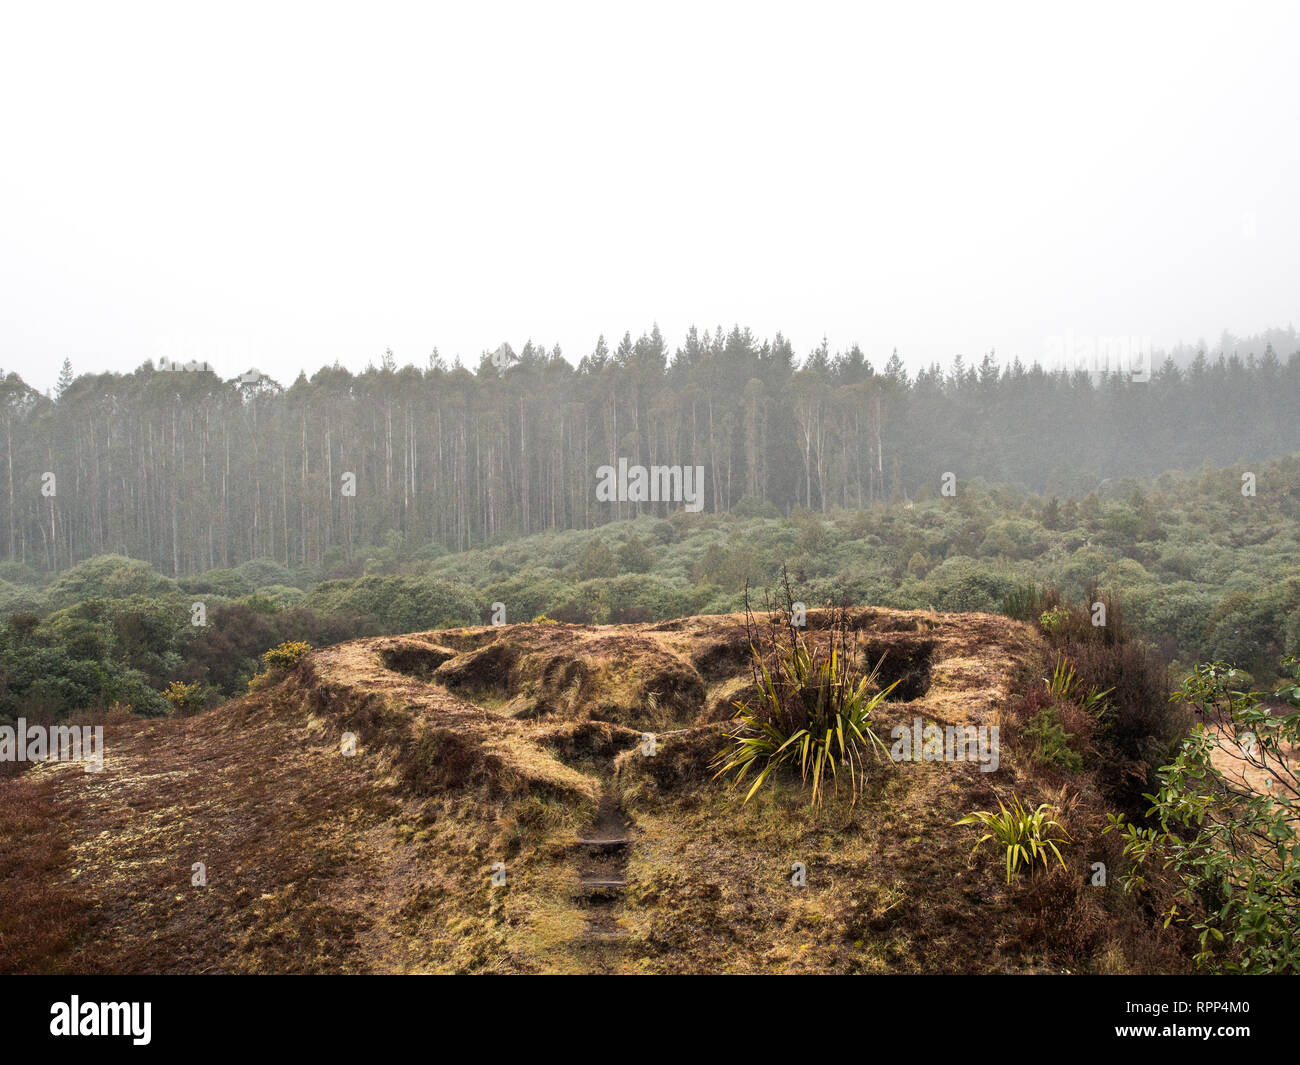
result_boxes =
[2,454,1297,726]
[0,607,1201,974]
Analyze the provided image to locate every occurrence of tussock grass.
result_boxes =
[0,605,1197,973]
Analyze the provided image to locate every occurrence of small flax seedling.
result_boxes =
[1045,655,1077,698]
[713,598,896,806]
[955,795,1072,884]
[1045,654,1112,715]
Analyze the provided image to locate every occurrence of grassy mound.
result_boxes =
[0,607,1192,974]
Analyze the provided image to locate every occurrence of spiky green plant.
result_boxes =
[713,619,896,806]
[1045,654,1112,715]
[955,795,1072,884]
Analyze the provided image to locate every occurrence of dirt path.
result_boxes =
[571,786,633,963]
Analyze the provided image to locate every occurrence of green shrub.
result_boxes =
[575,539,618,581]
[45,555,179,611]
[0,581,45,616]
[236,557,296,589]
[181,568,254,598]
[1022,706,1083,772]
[927,557,1019,613]
[1105,660,1300,973]
[305,575,477,632]
[481,569,567,624]
[257,585,308,609]
[616,533,655,574]
[1002,583,1043,622]
[548,581,608,624]
[1040,606,1069,636]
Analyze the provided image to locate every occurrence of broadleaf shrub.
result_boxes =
[1105,659,1300,973]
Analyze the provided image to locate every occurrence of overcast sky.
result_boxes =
[2,1,1297,393]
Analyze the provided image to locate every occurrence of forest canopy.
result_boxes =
[2,326,1298,576]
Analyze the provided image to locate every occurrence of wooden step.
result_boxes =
[580,930,631,944]
[577,877,627,889]
[573,838,631,849]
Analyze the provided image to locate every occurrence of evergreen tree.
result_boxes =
[56,357,74,398]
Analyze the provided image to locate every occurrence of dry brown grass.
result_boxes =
[0,606,1192,974]
[0,774,90,973]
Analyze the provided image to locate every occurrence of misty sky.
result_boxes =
[2,1,1297,393]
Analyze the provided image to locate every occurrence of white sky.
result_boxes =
[2,0,1298,392]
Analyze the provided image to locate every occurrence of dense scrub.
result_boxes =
[2,453,1297,725]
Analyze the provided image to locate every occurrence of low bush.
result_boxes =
[1105,659,1300,973]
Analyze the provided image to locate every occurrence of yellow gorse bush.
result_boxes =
[261,640,313,671]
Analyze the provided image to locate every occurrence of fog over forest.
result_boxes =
[4,326,1298,573]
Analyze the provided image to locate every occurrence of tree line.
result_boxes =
[3,325,1298,575]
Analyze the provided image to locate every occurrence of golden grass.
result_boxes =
[0,606,1189,974]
